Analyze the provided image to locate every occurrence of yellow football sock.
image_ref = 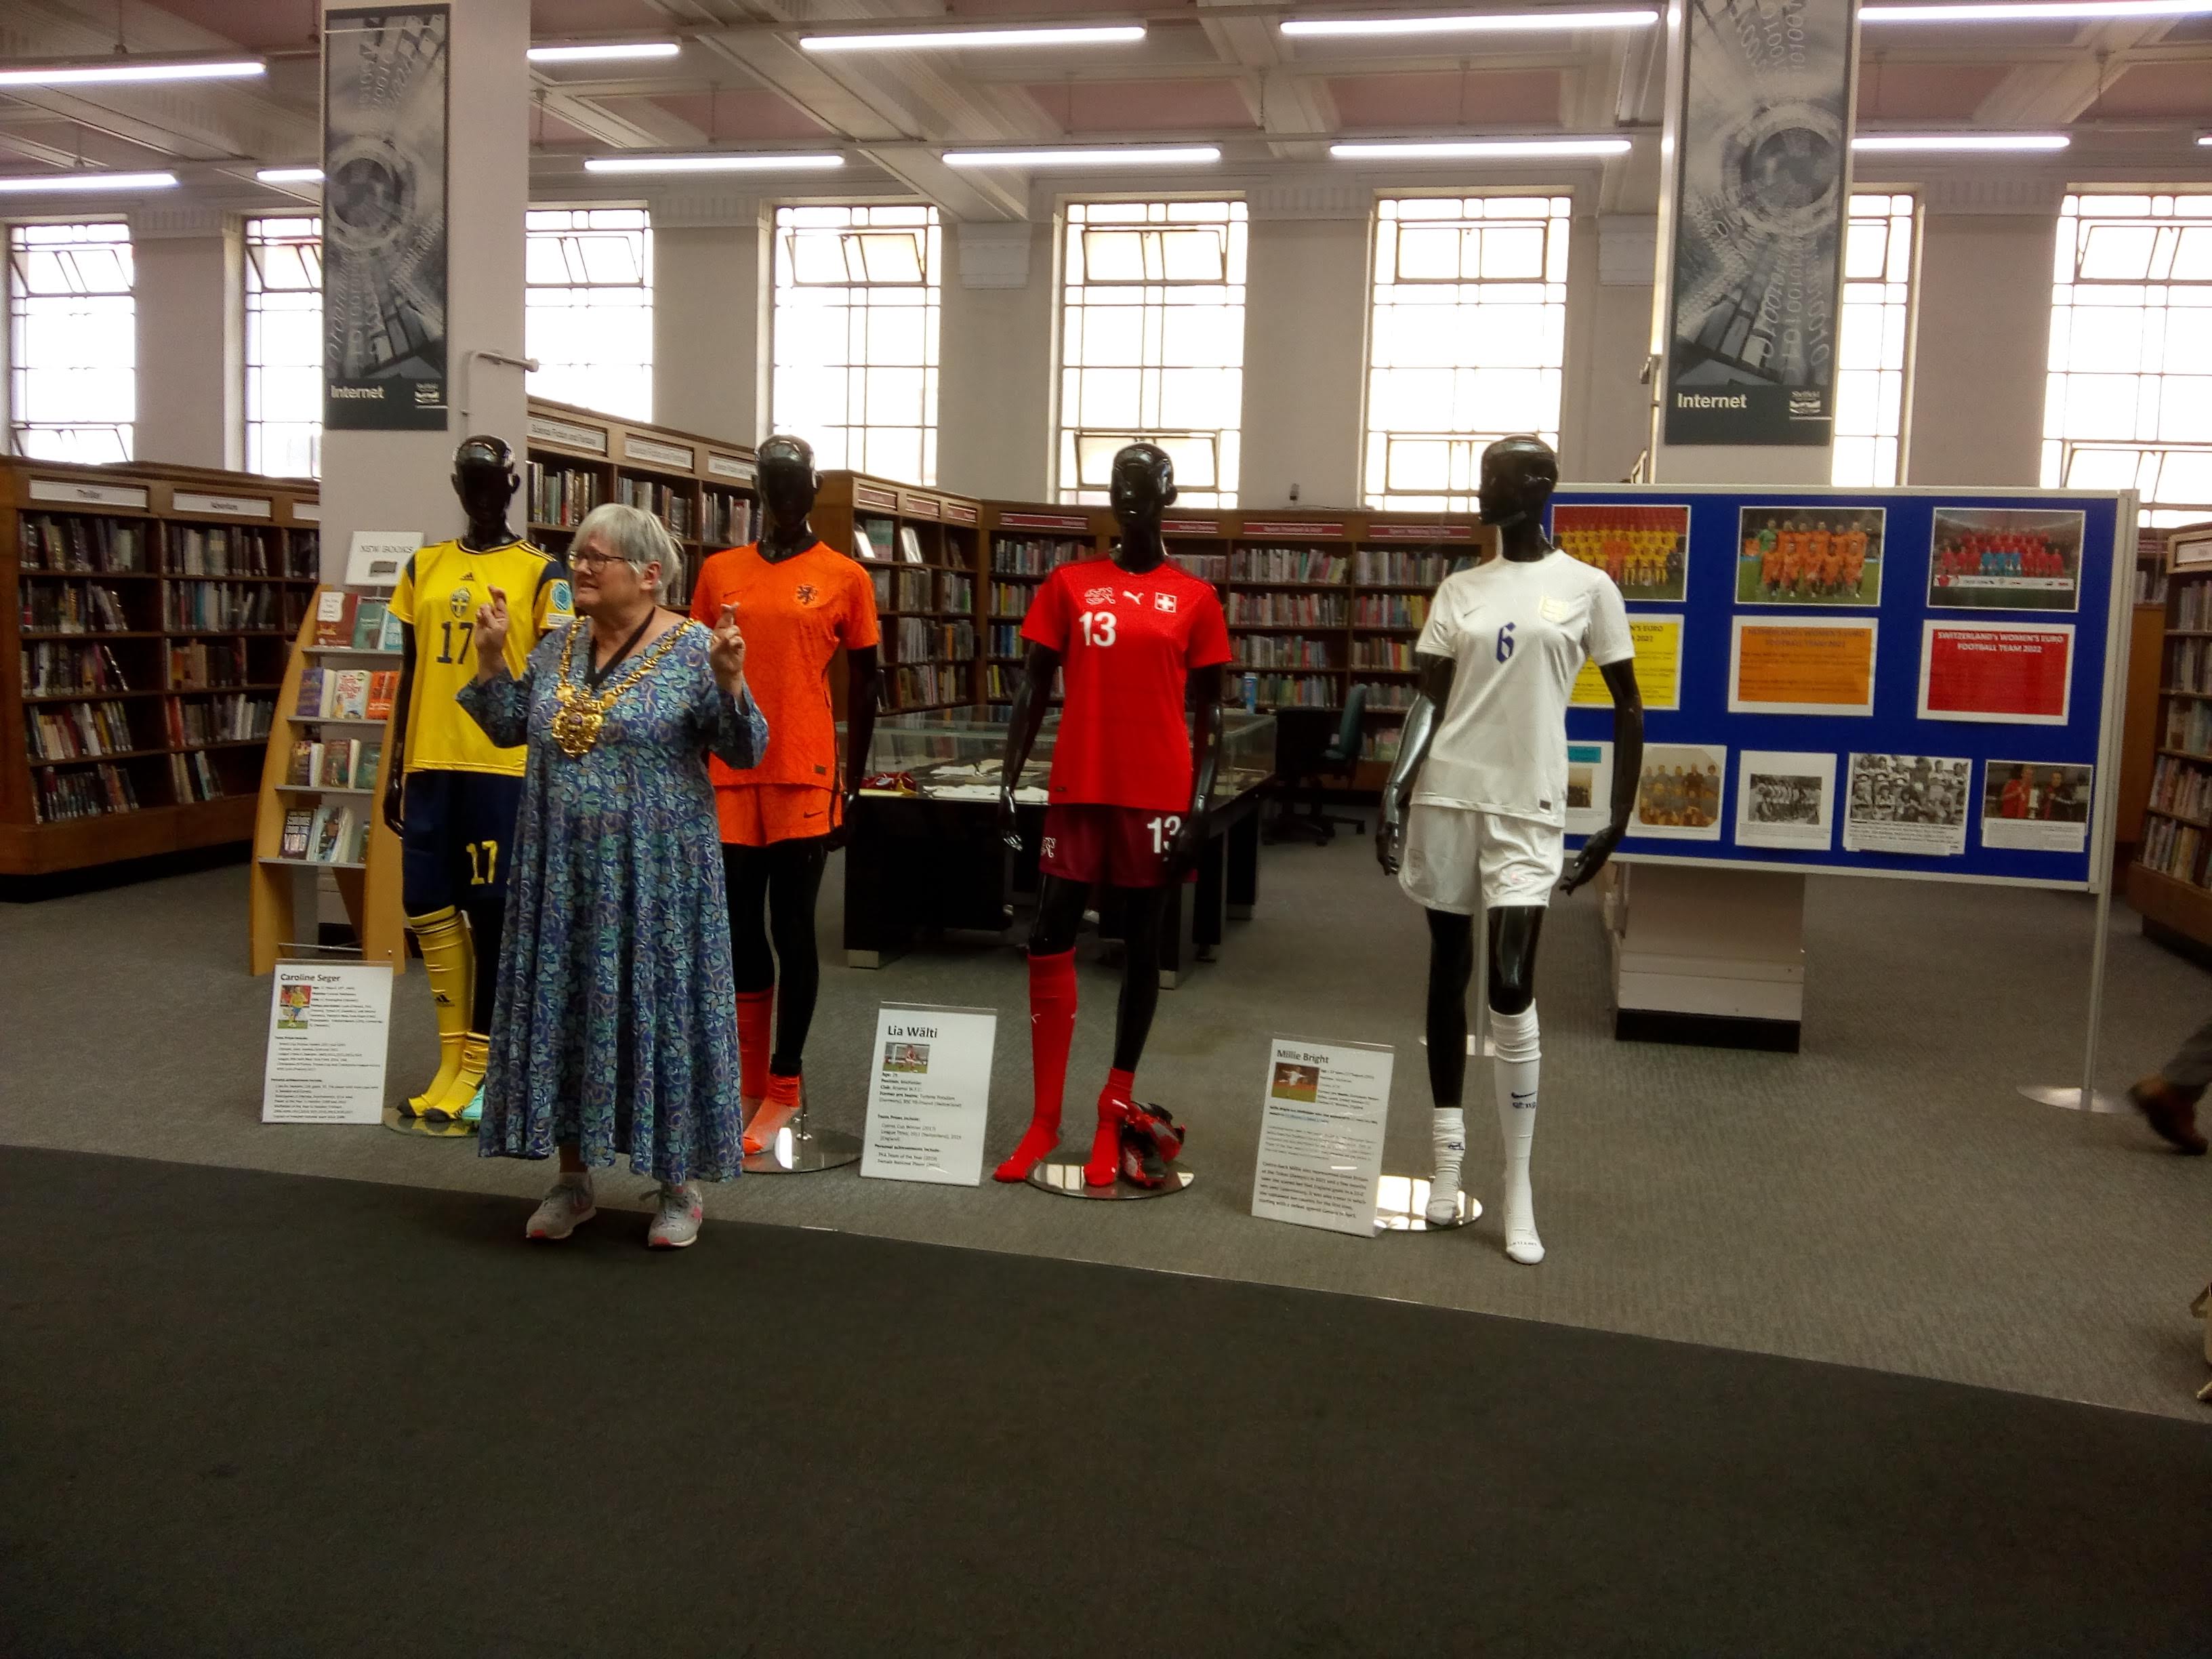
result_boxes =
[407,907,473,1115]
[426,1031,489,1122]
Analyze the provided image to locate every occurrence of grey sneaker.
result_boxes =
[647,1181,703,1250]
[526,1175,596,1241]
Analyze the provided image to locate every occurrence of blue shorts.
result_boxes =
[400,770,523,916]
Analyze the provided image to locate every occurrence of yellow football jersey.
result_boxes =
[390,538,571,775]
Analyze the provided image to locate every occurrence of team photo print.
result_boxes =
[1927,508,2085,613]
[1736,506,1885,606]
[1553,504,1692,601]
[1843,753,1972,857]
[1981,760,2093,855]
[1734,750,1838,851]
[1631,744,1727,841]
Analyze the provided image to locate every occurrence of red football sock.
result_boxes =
[995,949,1077,1182]
[743,1071,802,1155]
[736,990,773,1102]
[1084,1067,1138,1187]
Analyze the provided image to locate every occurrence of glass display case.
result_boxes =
[855,711,1276,803]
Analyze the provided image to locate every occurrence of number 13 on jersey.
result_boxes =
[1079,611,1118,647]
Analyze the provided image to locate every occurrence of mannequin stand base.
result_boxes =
[383,1107,476,1139]
[743,1111,862,1174]
[1375,1176,1481,1233]
[2017,1084,2126,1114]
[1026,1162,1195,1200]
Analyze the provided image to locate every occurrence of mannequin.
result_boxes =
[691,434,880,1153]
[1377,436,1643,1261]
[991,442,1231,1188]
[382,435,571,1120]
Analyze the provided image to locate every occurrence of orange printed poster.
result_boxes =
[1729,617,1878,716]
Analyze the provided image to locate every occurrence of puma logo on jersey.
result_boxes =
[1124,590,1143,603]
[1084,586,1115,606]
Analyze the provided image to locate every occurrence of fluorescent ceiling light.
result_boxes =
[0,170,178,194]
[0,56,264,87]
[2200,135,2212,146]
[256,167,323,185]
[943,145,1221,167]
[1284,9,1658,36]
[801,24,1145,52]
[1330,137,1633,157]
[583,152,845,173]
[1862,0,2211,20]
[1852,132,2070,150]
[527,41,682,62]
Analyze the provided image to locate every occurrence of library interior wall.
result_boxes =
[134,217,242,473]
[1905,211,2060,489]
[651,215,769,446]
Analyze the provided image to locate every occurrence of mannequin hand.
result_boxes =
[823,792,859,852]
[1167,806,1207,876]
[472,588,510,677]
[382,766,406,836]
[998,784,1023,853]
[708,604,747,695]
[1559,823,1622,895]
[1376,800,1406,876]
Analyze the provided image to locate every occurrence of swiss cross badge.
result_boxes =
[1155,592,1179,613]
[1084,586,1114,605]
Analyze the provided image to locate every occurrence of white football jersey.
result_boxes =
[1411,550,1633,826]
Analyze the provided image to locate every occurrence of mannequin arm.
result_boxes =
[380,622,416,834]
[1376,651,1453,875]
[827,644,880,851]
[1171,664,1227,871]
[998,642,1061,851]
[1559,657,1643,895]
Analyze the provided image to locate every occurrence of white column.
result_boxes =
[132,206,241,471]
[651,192,769,445]
[937,220,1057,500]
[1561,213,1660,485]
[318,0,530,577]
[1239,196,1368,511]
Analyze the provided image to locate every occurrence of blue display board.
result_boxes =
[1550,485,2133,891]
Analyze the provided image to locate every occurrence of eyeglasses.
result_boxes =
[569,546,648,571]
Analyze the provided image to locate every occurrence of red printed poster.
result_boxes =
[1917,621,2073,726]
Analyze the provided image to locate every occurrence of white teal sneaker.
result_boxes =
[459,1085,483,1126]
[647,1181,703,1250]
[526,1175,596,1241]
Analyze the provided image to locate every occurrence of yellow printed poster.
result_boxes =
[1728,617,1878,716]
[1573,615,1681,710]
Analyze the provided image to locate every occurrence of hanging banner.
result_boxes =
[1662,0,1855,447]
[323,5,451,431]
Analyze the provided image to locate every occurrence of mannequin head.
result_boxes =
[451,435,519,546]
[1109,442,1176,529]
[1477,436,1559,550]
[757,434,819,544]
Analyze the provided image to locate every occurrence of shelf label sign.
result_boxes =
[529,414,609,455]
[624,436,694,470]
[1250,1036,1393,1238]
[943,500,979,525]
[1244,520,1345,539]
[345,530,423,588]
[29,478,147,510]
[860,1003,998,1186]
[262,962,393,1125]
[1369,523,1475,541]
[174,491,273,519]
[707,453,755,483]
[856,485,901,512]
[1162,518,1220,537]
[1000,512,1091,531]
[292,501,321,524]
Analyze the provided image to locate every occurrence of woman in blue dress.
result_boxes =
[459,502,769,1250]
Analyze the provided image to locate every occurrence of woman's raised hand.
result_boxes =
[472,587,510,679]
[708,602,747,694]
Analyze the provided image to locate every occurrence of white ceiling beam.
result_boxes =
[1970,20,2184,126]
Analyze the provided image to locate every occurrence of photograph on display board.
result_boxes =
[1631,744,1727,840]
[1735,750,1839,851]
[1728,616,1878,716]
[1926,508,2085,612]
[1843,753,1972,857]
[1553,504,1692,602]
[882,1042,931,1074]
[1734,506,1885,605]
[1917,619,2074,726]
[1981,761,2093,855]
[1270,1061,1321,1103]
[1565,741,1614,836]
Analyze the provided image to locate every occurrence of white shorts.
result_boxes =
[1399,804,1563,914]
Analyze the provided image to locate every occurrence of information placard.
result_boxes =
[1250,1037,1393,1238]
[859,1003,998,1185]
[262,962,392,1124]
[346,530,422,588]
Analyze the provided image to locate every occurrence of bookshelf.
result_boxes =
[522,397,760,609]
[2127,521,2212,954]
[981,504,1108,711]
[1,457,319,878]
[247,589,406,974]
[813,473,987,716]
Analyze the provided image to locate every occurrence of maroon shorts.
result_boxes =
[1039,804,1191,889]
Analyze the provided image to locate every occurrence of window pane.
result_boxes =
[1830,196,1918,485]
[525,211,653,422]
[12,222,136,462]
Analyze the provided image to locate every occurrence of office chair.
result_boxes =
[1266,685,1368,844]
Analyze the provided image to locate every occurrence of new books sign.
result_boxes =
[1662,0,1856,447]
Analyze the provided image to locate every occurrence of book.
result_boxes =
[351,597,390,650]
[319,739,356,789]
[293,668,326,720]
[377,607,406,651]
[899,525,924,565]
[347,816,372,865]
[326,669,370,720]
[854,527,880,561]
[285,738,316,787]
[365,670,398,722]
[312,590,356,647]
[281,807,313,858]
[309,803,353,863]
[352,739,383,790]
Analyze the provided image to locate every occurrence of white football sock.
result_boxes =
[1426,1107,1466,1226]
[1491,1005,1543,1265]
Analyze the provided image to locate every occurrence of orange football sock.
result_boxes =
[743,1071,803,1155]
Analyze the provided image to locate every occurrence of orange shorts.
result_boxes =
[717,783,839,846]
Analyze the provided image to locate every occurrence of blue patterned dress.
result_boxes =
[458,618,770,1183]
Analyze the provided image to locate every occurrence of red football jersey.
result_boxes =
[1022,557,1231,812]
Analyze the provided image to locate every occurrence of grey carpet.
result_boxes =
[4,839,2210,1420]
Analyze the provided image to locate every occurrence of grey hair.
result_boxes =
[570,501,683,593]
